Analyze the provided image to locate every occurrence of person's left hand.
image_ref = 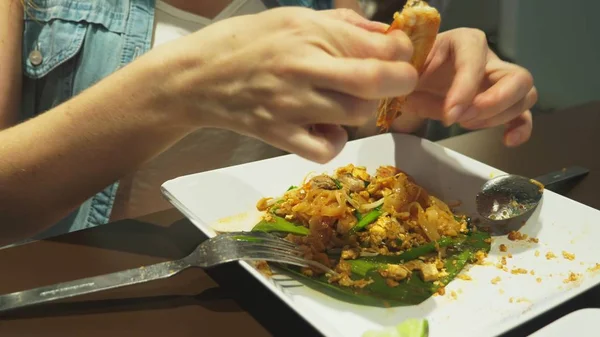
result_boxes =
[401,28,538,147]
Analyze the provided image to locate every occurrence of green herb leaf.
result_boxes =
[275,230,491,307]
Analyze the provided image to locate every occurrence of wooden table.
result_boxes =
[1,101,599,337]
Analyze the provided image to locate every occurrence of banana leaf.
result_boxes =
[250,217,490,307]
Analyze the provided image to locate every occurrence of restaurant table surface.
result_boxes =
[1,101,599,337]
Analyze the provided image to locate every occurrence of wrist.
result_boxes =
[128,46,217,133]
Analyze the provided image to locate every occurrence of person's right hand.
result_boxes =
[146,8,416,163]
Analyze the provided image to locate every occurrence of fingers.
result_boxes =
[461,86,537,129]
[299,56,418,100]
[503,110,533,147]
[316,12,414,62]
[312,90,379,126]
[320,8,389,33]
[402,91,446,119]
[261,87,377,127]
[459,61,535,124]
[442,29,488,125]
[259,122,348,164]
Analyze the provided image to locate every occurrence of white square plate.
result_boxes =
[528,308,600,336]
[161,133,600,337]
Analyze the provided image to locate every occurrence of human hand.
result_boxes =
[399,28,537,147]
[150,8,417,163]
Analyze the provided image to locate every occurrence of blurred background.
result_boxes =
[358,0,600,139]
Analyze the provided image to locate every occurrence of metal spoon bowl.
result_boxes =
[476,166,589,221]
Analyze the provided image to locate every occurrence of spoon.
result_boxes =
[476,166,589,221]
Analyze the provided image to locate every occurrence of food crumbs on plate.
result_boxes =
[509,297,514,303]
[535,250,540,257]
[501,256,507,265]
[530,270,535,276]
[499,289,505,294]
[536,277,542,283]
[491,276,501,285]
[255,261,273,277]
[508,231,528,241]
[499,244,507,252]
[546,252,557,260]
[563,272,581,284]
[511,268,528,275]
[496,263,508,272]
[437,287,446,296]
[457,274,472,281]
[450,290,458,300]
[562,251,576,261]
[588,263,600,273]
[474,250,488,264]
[527,237,539,243]
[516,297,530,303]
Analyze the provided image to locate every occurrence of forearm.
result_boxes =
[0,54,194,243]
[0,0,22,129]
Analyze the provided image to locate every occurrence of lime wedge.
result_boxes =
[362,319,429,337]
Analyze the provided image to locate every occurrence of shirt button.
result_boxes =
[29,49,43,66]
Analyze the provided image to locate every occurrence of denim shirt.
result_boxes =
[20,0,333,240]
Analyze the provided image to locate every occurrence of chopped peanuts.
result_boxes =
[562,251,576,261]
[563,272,581,284]
[511,268,528,275]
[457,274,472,281]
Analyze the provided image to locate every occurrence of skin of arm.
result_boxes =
[0,5,197,244]
[0,4,418,245]
[0,0,22,129]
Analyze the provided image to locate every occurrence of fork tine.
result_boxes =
[235,240,304,254]
[240,249,338,276]
[238,245,303,258]
[217,231,300,250]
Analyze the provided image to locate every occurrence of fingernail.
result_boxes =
[457,106,478,123]
[445,105,465,126]
[505,131,522,147]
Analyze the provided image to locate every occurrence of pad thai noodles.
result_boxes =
[252,164,489,295]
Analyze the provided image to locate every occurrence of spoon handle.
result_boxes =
[534,166,589,192]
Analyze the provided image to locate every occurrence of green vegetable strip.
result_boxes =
[268,231,490,307]
[269,199,284,214]
[333,179,343,189]
[352,208,382,232]
[363,237,458,264]
[252,215,309,236]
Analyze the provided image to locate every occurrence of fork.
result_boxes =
[0,231,336,313]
